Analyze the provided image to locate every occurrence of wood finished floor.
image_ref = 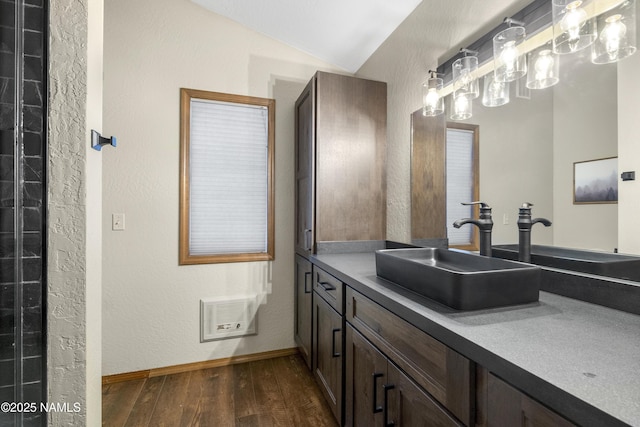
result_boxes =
[102,354,338,427]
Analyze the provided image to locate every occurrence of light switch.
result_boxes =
[112,213,125,231]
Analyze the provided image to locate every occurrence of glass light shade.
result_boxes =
[526,47,560,89]
[592,0,637,64]
[482,73,510,107]
[493,26,527,82]
[452,56,480,99]
[449,94,472,120]
[422,77,444,116]
[552,0,597,54]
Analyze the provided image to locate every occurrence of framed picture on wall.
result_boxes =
[573,157,618,204]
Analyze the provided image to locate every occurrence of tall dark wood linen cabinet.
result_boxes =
[293,71,387,424]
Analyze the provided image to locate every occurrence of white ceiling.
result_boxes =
[191,0,424,72]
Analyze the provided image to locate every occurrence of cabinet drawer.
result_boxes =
[346,287,473,426]
[314,266,344,314]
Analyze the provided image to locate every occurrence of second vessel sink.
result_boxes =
[375,248,541,310]
[492,244,640,282]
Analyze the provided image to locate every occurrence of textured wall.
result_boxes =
[48,0,90,424]
[102,0,340,375]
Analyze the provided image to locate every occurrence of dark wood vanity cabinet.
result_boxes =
[294,255,313,368]
[345,325,462,427]
[476,367,576,427]
[294,70,387,391]
[313,292,343,423]
[344,324,387,426]
[294,71,387,256]
[345,287,473,426]
[312,266,345,424]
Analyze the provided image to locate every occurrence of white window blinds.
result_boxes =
[446,128,475,246]
[189,98,269,255]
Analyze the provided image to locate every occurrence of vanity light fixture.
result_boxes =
[592,0,637,64]
[452,49,480,99]
[552,0,596,54]
[422,70,444,116]
[482,72,510,107]
[526,43,560,89]
[449,92,473,120]
[493,18,527,83]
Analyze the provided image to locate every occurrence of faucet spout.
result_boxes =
[532,218,552,227]
[453,218,481,229]
[453,202,493,256]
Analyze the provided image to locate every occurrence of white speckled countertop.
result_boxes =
[312,251,640,427]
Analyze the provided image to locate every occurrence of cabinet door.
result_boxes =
[294,78,315,255]
[386,362,463,427]
[344,325,387,427]
[295,255,313,369]
[346,287,473,425]
[487,373,575,427]
[313,292,343,423]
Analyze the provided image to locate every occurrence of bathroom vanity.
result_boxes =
[305,246,639,427]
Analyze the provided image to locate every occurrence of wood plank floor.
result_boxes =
[102,354,338,427]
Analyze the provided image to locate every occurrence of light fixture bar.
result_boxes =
[436,0,627,97]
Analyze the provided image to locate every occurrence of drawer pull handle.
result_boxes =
[303,272,312,294]
[372,373,384,413]
[319,281,336,291]
[383,384,395,427]
[331,328,341,357]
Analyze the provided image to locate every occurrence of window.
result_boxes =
[446,123,479,251]
[179,88,275,264]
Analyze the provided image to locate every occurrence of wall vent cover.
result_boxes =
[200,296,257,342]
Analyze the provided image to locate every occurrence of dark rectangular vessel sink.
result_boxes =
[375,248,540,310]
[492,244,640,282]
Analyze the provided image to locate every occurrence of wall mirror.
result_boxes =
[411,2,634,258]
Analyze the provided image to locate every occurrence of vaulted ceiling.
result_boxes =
[191,0,423,72]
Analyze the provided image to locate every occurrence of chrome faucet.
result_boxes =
[453,202,493,256]
[517,202,552,263]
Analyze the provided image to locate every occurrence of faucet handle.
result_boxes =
[461,201,491,208]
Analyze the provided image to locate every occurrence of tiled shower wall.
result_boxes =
[0,0,47,426]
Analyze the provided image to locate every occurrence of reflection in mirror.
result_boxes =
[412,47,618,254]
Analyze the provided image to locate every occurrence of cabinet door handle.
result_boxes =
[331,328,341,357]
[383,384,395,427]
[319,281,336,291]
[372,373,384,413]
[304,229,312,251]
[303,272,312,294]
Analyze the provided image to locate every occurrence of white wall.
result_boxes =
[102,0,341,375]
[552,52,618,251]
[461,88,554,245]
[48,0,102,424]
[86,0,103,423]
[617,11,640,255]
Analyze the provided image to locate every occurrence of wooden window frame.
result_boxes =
[446,122,480,252]
[179,88,275,265]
